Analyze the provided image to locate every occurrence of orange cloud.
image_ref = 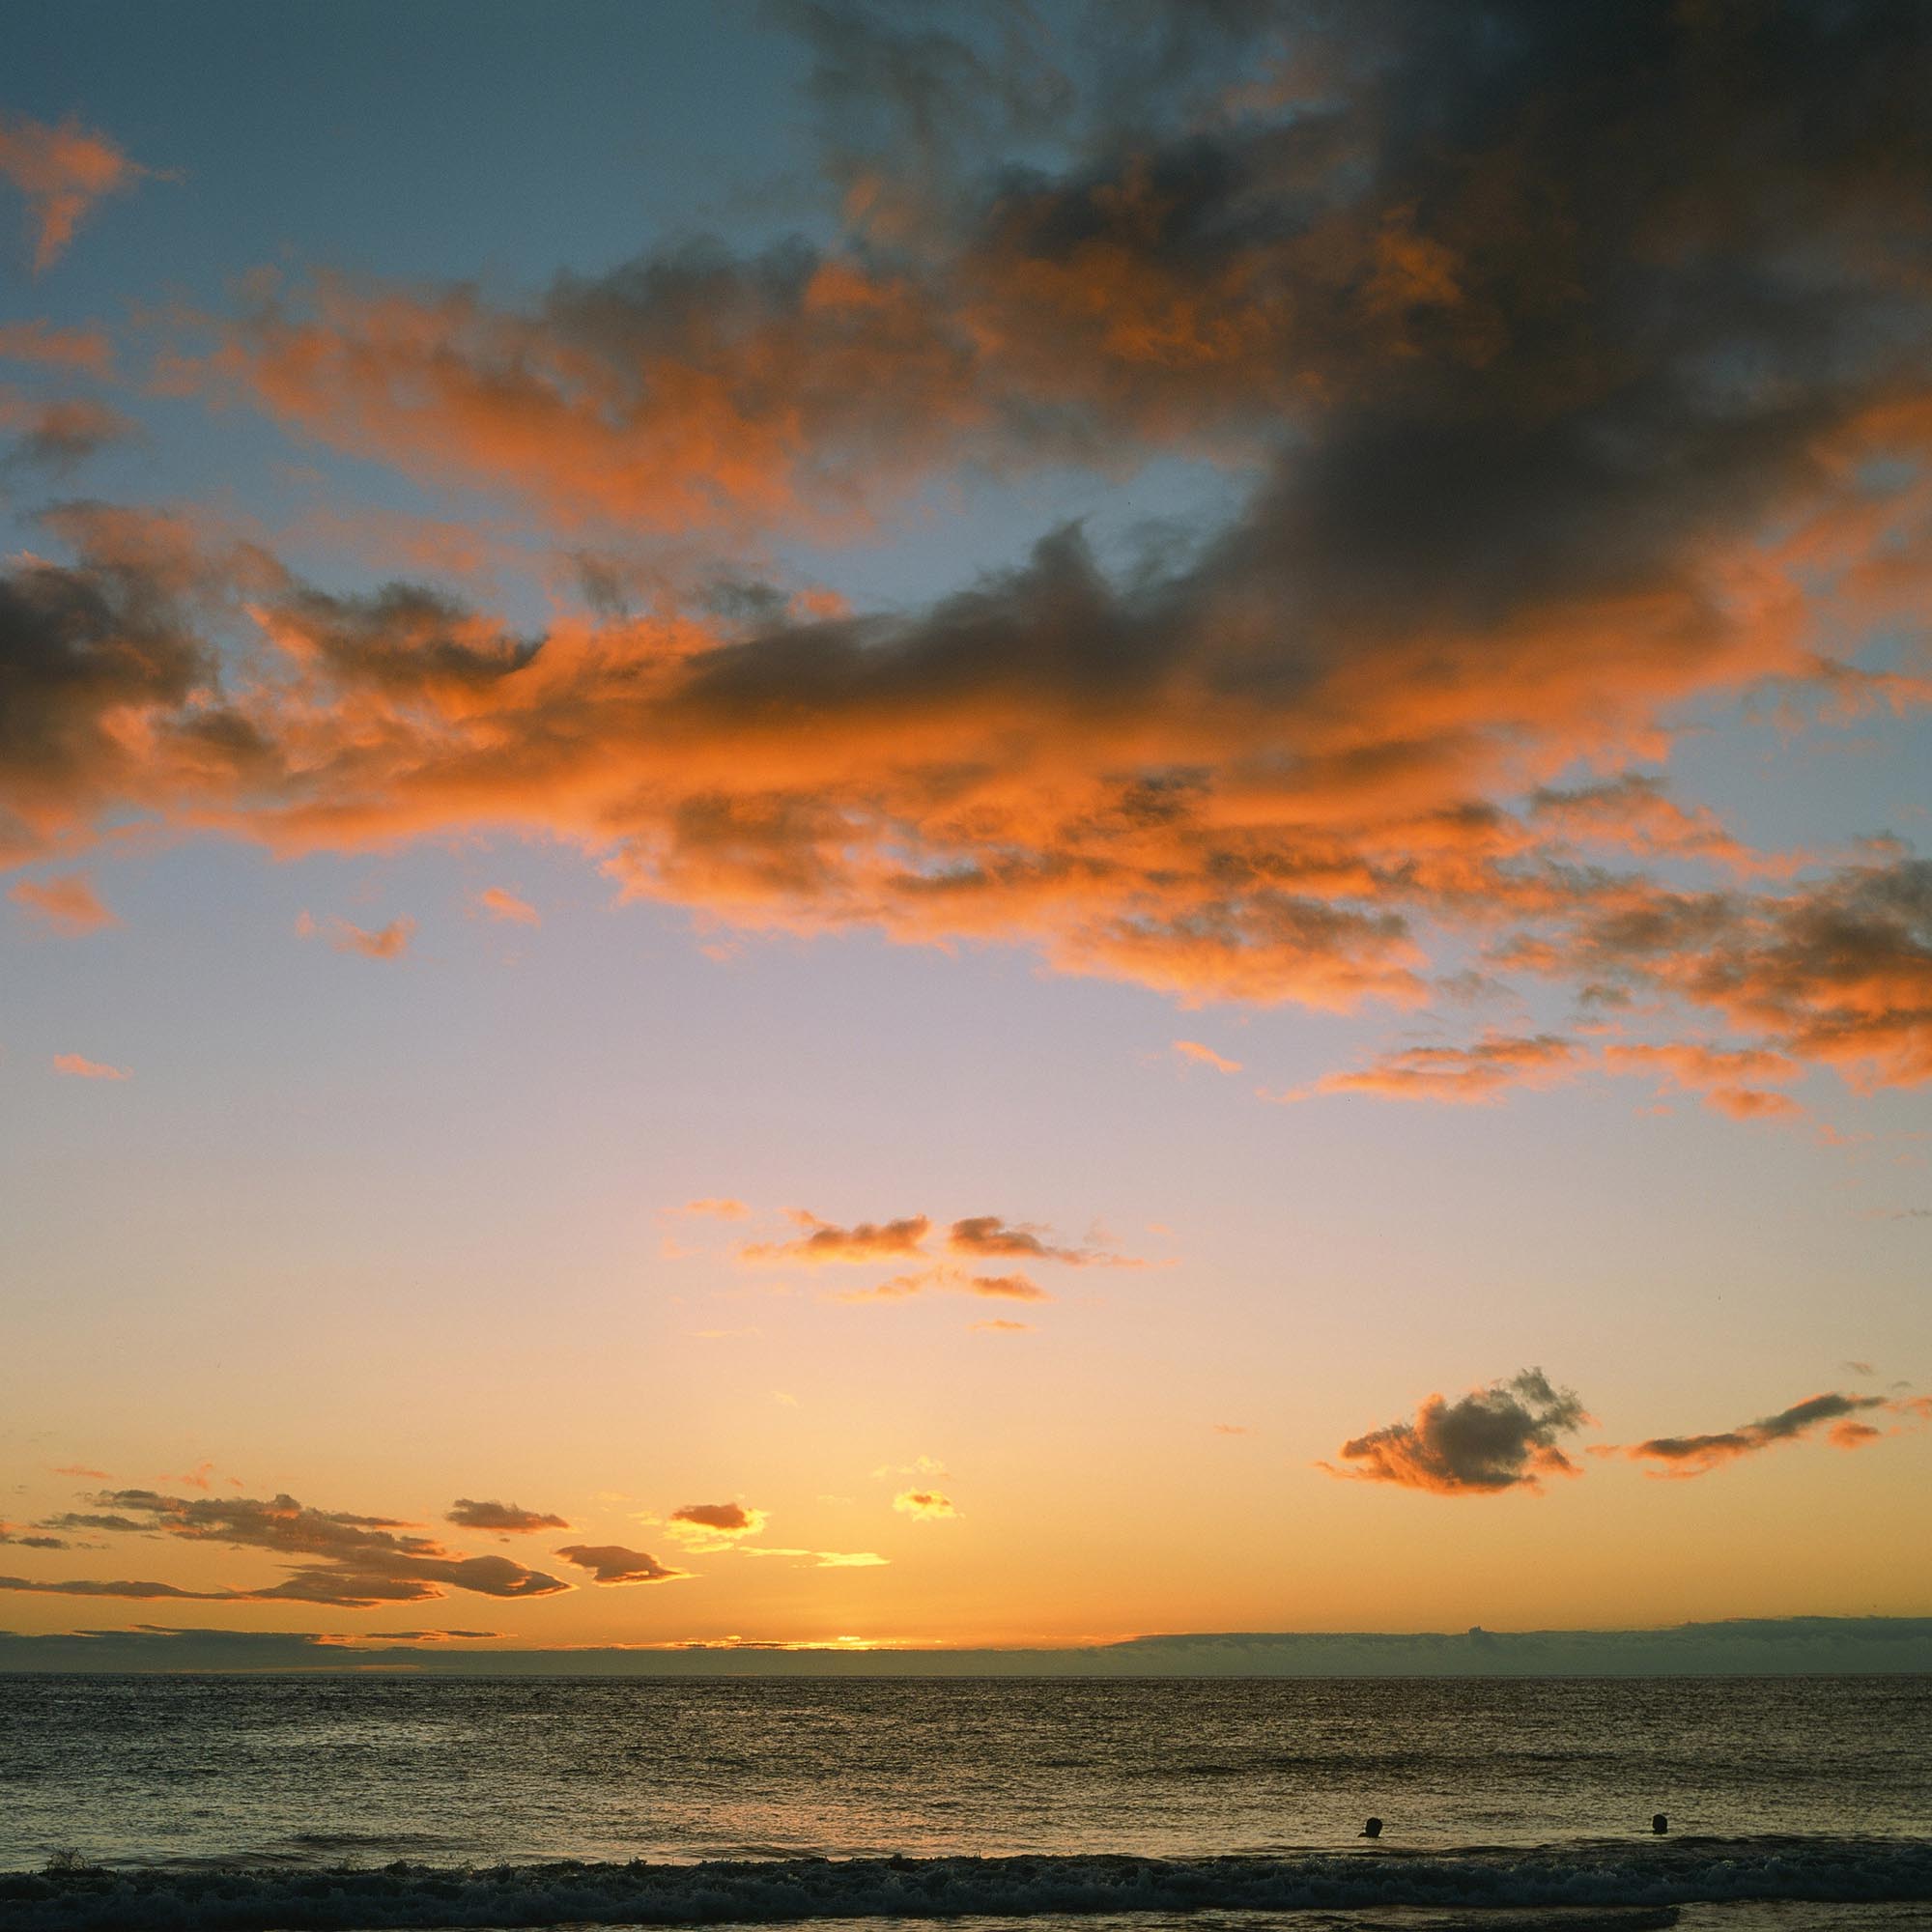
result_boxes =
[1603,1041,1804,1121]
[740,1211,931,1264]
[1530,860,1932,1090]
[837,1265,1049,1304]
[1275,1033,1580,1106]
[970,1318,1032,1334]
[1324,1370,1588,1495]
[1616,1391,1897,1478]
[668,1501,766,1537]
[10,872,115,936]
[670,1197,751,1220]
[893,1489,957,1520]
[8,7,1932,1101]
[0,320,114,373]
[474,886,539,927]
[1172,1039,1242,1074]
[307,914,415,959]
[0,113,154,272]
[53,1052,128,1081]
[945,1215,1135,1266]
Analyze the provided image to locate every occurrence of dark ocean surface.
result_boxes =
[0,1674,1926,1932]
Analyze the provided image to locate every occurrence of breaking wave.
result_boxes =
[3,1837,1928,1932]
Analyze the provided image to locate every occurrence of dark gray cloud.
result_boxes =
[554,1543,685,1584]
[444,1498,571,1535]
[1325,1369,1589,1494]
[12,1489,570,1607]
[1619,1390,1894,1477]
[0,1523,69,1550]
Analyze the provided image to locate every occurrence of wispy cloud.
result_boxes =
[1172,1039,1242,1075]
[9,872,115,937]
[1603,1042,1805,1121]
[893,1489,958,1520]
[53,1052,129,1081]
[474,887,540,927]
[945,1216,1140,1267]
[1610,1391,1908,1478]
[0,112,156,272]
[333,916,414,960]
[445,1498,570,1535]
[1268,1036,1581,1107]
[836,1265,1049,1304]
[740,1211,932,1264]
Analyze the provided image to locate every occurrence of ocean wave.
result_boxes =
[2,1837,1927,1932]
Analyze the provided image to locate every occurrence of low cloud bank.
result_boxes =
[2,1617,1925,1676]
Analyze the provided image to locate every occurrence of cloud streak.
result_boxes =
[52,1052,129,1081]
[1615,1391,1905,1478]
[9,872,115,936]
[445,1498,570,1535]
[1271,1034,1582,1106]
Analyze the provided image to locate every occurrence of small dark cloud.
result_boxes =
[1324,1370,1589,1495]
[946,1215,1138,1265]
[364,1629,501,1642]
[669,1501,759,1534]
[740,1211,932,1264]
[445,1498,570,1535]
[554,1543,685,1584]
[2,396,136,476]
[0,1523,69,1549]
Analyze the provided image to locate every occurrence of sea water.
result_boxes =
[0,1674,1926,1931]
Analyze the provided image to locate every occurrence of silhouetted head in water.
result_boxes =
[1652,1813,1668,1834]
[1361,1818,1382,1839]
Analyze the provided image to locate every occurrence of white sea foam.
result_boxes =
[2,1838,1928,1931]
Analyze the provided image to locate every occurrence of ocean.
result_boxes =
[0,1674,1926,1932]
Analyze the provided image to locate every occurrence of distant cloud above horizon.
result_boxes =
[1609,1391,1931,1478]
[1323,1371,1590,1496]
[18,1489,570,1606]
[553,1543,684,1585]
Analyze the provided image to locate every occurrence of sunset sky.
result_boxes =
[2,0,1929,1654]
